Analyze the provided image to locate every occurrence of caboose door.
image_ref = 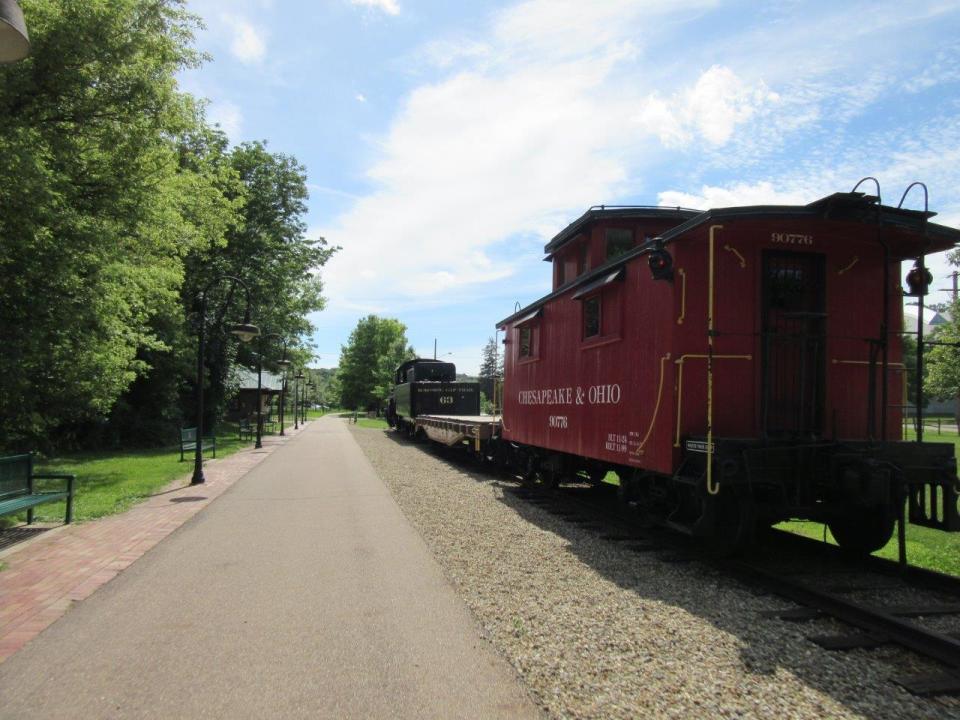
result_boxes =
[760,251,826,439]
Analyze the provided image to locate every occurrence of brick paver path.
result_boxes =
[0,427,303,662]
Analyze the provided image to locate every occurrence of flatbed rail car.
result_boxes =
[415,414,502,450]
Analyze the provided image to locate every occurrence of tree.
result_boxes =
[476,337,503,414]
[0,0,216,450]
[925,300,960,424]
[478,337,503,380]
[337,317,414,411]
[180,140,337,430]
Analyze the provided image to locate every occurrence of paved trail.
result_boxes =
[0,417,541,719]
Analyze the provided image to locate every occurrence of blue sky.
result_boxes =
[180,0,960,374]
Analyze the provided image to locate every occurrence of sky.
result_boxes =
[180,0,960,374]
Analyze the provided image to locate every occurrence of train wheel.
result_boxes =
[705,493,756,556]
[585,468,607,487]
[827,507,895,554]
[617,471,653,526]
[525,468,560,490]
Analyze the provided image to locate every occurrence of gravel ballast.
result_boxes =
[349,424,960,719]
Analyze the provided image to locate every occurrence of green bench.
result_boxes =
[0,454,75,525]
[238,418,254,441]
[239,416,276,442]
[179,427,216,462]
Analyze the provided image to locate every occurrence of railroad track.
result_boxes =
[497,476,960,697]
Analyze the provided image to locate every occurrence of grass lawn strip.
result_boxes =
[4,424,254,526]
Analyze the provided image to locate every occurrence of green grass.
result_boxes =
[2,423,253,526]
[777,520,960,576]
[354,417,389,430]
[323,409,389,429]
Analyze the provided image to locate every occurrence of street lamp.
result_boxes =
[279,373,287,436]
[277,347,291,437]
[0,1,30,64]
[192,276,259,485]
[255,333,289,449]
[303,378,315,423]
[293,371,304,430]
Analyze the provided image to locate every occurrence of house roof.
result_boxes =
[233,368,284,392]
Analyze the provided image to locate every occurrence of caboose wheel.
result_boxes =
[585,467,607,486]
[617,471,654,526]
[525,468,560,490]
[827,507,895,554]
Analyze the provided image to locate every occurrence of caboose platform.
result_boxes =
[415,414,502,446]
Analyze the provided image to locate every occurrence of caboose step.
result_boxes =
[908,477,960,532]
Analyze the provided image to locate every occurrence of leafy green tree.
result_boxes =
[337,317,414,411]
[180,140,338,431]
[0,0,217,450]
[925,300,960,424]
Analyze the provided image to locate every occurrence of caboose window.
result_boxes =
[577,242,589,276]
[519,326,533,357]
[583,296,601,338]
[605,228,633,260]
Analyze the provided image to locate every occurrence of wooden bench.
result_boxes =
[179,427,216,462]
[0,454,75,525]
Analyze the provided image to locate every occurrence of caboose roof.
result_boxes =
[499,190,960,328]
[543,206,699,257]
[655,191,960,258]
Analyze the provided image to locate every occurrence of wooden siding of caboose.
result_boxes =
[502,223,679,475]
[668,218,903,448]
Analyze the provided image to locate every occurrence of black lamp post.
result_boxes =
[0,0,30,63]
[279,371,288,436]
[255,333,289,449]
[304,378,314,423]
[293,371,304,430]
[192,276,259,485]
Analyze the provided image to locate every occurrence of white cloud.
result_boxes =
[321,0,960,315]
[355,93,367,103]
[636,66,780,148]
[222,13,267,64]
[349,0,400,15]
[658,181,810,210]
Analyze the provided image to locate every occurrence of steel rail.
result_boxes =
[720,557,960,671]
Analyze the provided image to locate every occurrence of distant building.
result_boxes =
[230,368,284,420]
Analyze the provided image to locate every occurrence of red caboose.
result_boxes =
[498,186,960,551]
